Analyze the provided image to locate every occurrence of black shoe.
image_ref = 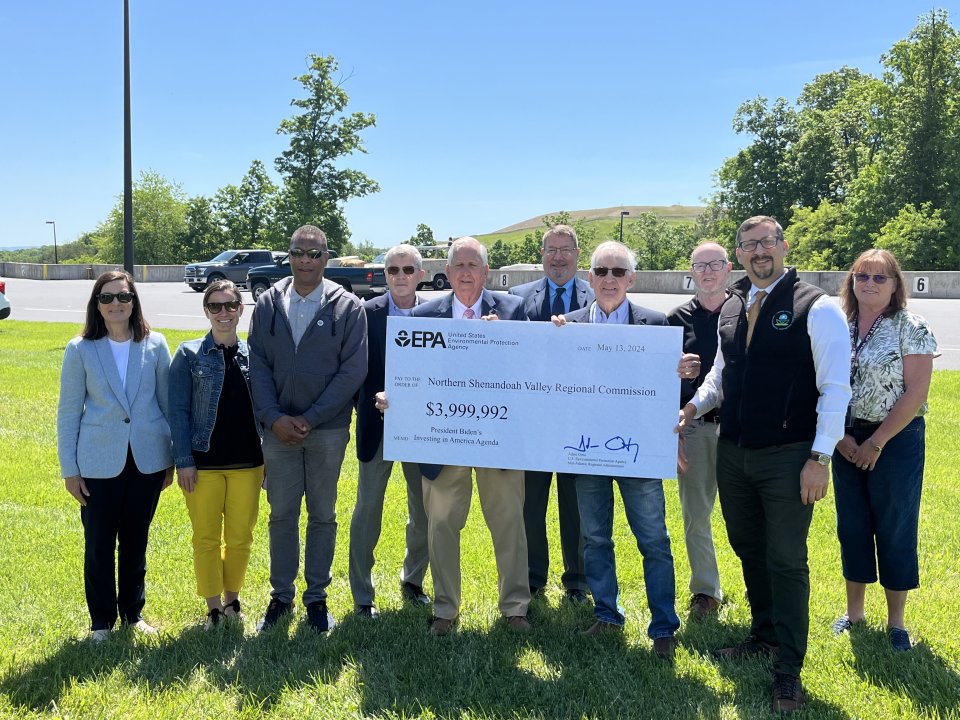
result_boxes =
[712,634,778,660]
[306,601,336,633]
[401,582,431,606]
[530,585,546,599]
[564,589,589,605]
[772,671,805,713]
[355,605,379,619]
[257,598,294,632]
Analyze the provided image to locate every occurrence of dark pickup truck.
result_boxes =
[246,255,388,300]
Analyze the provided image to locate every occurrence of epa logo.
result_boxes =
[395,330,447,349]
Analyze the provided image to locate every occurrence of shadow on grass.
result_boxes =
[692,619,851,719]
[0,602,721,719]
[849,624,960,716]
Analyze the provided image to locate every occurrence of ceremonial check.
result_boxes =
[383,316,683,478]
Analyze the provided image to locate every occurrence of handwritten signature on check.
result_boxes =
[564,434,640,463]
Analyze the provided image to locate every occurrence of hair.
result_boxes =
[82,270,150,341]
[384,243,424,270]
[839,248,907,320]
[448,236,488,265]
[542,224,579,249]
[691,240,729,263]
[203,279,242,306]
[590,240,637,271]
[291,224,328,247]
[735,215,784,247]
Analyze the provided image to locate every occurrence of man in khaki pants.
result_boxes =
[409,237,531,636]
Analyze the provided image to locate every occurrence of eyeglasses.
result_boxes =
[206,300,242,313]
[737,236,781,252]
[97,292,135,305]
[854,273,891,285]
[592,267,630,278]
[288,247,328,259]
[691,259,727,272]
[386,265,417,275]
[543,247,578,256]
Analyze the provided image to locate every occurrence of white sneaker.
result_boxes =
[90,628,111,643]
[128,619,158,635]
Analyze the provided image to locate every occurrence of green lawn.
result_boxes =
[0,319,958,719]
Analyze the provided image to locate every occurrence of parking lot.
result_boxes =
[3,276,958,369]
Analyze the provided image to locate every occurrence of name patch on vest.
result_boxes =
[771,310,793,330]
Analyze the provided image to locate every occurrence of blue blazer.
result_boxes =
[412,289,527,479]
[57,333,174,479]
[509,276,594,321]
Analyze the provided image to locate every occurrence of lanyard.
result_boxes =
[849,312,884,385]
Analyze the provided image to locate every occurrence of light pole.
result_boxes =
[618,211,630,244]
[45,220,59,264]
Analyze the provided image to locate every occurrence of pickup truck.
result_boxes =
[245,254,388,300]
[184,249,285,292]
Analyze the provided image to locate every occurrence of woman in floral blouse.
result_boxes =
[830,249,938,651]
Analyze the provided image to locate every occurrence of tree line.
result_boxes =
[703,9,960,271]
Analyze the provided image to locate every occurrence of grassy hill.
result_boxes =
[475,205,704,246]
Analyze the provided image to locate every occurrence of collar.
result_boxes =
[452,293,483,319]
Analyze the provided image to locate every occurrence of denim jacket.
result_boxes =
[168,333,261,468]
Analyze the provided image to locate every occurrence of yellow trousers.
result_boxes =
[182,466,263,598]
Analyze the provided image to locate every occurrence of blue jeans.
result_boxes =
[575,474,679,639]
[833,416,925,590]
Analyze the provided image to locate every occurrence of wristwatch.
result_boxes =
[810,452,831,467]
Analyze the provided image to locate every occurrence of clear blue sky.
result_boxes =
[0,1,946,249]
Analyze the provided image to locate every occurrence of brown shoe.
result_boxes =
[653,635,677,661]
[712,634,777,660]
[507,615,532,632]
[580,620,623,637]
[772,672,805,713]
[429,616,457,636]
[689,593,720,618]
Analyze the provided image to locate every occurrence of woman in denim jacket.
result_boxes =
[169,280,263,628]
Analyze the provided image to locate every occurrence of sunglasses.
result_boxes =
[97,291,135,304]
[592,267,630,278]
[288,247,328,259]
[206,300,242,313]
[386,265,417,275]
[854,273,891,284]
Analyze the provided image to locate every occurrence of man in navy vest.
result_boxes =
[508,224,593,603]
[679,216,850,713]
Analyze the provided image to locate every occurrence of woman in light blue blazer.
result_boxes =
[57,270,174,642]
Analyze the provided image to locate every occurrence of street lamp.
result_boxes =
[618,211,630,244]
[45,220,59,264]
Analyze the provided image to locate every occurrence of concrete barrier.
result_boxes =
[3,262,959,298]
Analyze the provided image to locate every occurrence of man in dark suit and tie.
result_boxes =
[557,240,680,660]
[508,224,592,603]
[409,236,531,636]
[349,244,431,618]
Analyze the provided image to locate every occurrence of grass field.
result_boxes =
[0,319,958,719]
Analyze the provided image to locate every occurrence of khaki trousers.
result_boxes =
[422,465,530,620]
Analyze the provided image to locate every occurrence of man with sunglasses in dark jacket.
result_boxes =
[248,224,368,636]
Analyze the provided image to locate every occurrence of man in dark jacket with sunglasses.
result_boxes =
[248,224,368,636]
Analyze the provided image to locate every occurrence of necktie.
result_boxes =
[745,290,767,348]
[551,287,565,316]
[463,308,475,319]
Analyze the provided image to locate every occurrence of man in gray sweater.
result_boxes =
[248,225,367,634]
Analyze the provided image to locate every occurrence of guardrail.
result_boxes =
[3,263,959,298]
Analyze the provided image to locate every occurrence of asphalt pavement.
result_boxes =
[3,276,958,370]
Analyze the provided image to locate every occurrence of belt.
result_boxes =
[699,412,721,424]
[847,418,882,430]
